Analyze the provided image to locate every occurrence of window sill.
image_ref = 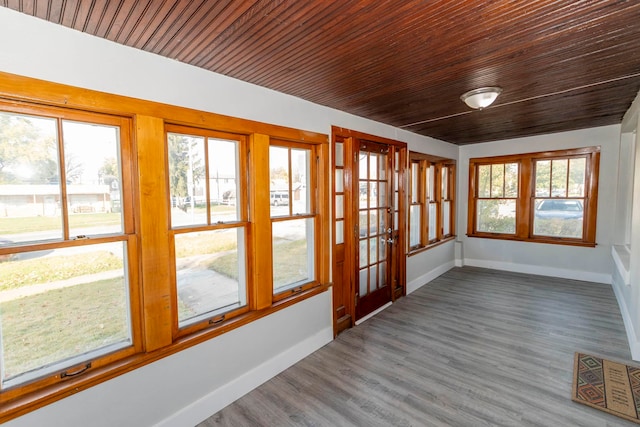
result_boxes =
[466,233,596,248]
[612,245,631,286]
[408,236,456,257]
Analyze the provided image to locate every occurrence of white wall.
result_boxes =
[457,125,621,284]
[612,94,640,360]
[0,7,458,426]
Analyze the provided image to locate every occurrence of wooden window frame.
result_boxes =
[407,152,456,255]
[269,140,320,301]
[164,124,251,338]
[0,101,141,402]
[0,72,330,423]
[467,146,600,246]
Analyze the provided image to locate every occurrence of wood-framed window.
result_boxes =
[408,152,456,254]
[0,72,330,422]
[0,101,140,400]
[269,141,319,300]
[467,146,600,246]
[166,125,250,335]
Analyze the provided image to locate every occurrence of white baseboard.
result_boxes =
[407,261,455,295]
[154,326,333,427]
[463,258,612,284]
[611,280,640,362]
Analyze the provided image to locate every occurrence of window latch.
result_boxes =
[60,362,92,378]
[209,314,226,325]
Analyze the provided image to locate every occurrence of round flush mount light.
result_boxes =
[460,86,503,110]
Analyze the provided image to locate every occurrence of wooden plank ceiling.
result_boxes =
[3,0,640,145]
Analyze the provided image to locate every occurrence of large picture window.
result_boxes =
[0,104,138,392]
[408,152,455,254]
[468,147,600,246]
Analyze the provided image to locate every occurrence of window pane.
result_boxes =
[441,166,449,199]
[63,121,124,237]
[335,220,344,244]
[208,138,240,222]
[359,211,368,237]
[369,265,378,291]
[335,169,344,193]
[504,163,518,197]
[369,237,378,263]
[335,194,344,218]
[568,158,586,197]
[334,142,343,167]
[443,201,451,235]
[535,160,551,197]
[551,159,568,197]
[428,203,437,241]
[369,182,378,208]
[379,182,387,208]
[411,162,419,203]
[491,164,504,198]
[477,199,516,234]
[168,133,206,228]
[379,262,387,288]
[0,112,63,243]
[359,152,368,180]
[369,153,378,180]
[477,165,490,198]
[533,198,583,238]
[410,205,421,247]
[359,268,368,296]
[378,153,386,180]
[369,209,378,236]
[428,165,435,201]
[269,146,289,217]
[272,218,314,293]
[291,148,310,215]
[1,241,131,388]
[175,228,246,326]
[378,208,387,233]
[359,239,368,268]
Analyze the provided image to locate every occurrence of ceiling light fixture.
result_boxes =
[460,86,502,110]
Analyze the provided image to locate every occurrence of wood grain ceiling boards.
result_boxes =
[3,0,640,145]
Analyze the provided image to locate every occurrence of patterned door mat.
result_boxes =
[572,352,640,424]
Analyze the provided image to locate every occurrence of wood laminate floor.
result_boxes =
[199,267,635,426]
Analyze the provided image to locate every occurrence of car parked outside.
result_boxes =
[534,199,583,219]
[270,192,289,206]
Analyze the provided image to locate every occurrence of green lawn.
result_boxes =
[0,213,122,235]
[208,238,309,288]
[174,230,238,258]
[1,277,129,381]
[0,251,123,292]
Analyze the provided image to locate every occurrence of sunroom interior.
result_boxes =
[1,2,640,426]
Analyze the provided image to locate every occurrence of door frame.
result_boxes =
[331,126,407,335]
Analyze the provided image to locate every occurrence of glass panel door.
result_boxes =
[356,141,392,319]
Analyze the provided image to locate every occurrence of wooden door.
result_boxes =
[355,141,393,320]
[331,128,406,334]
